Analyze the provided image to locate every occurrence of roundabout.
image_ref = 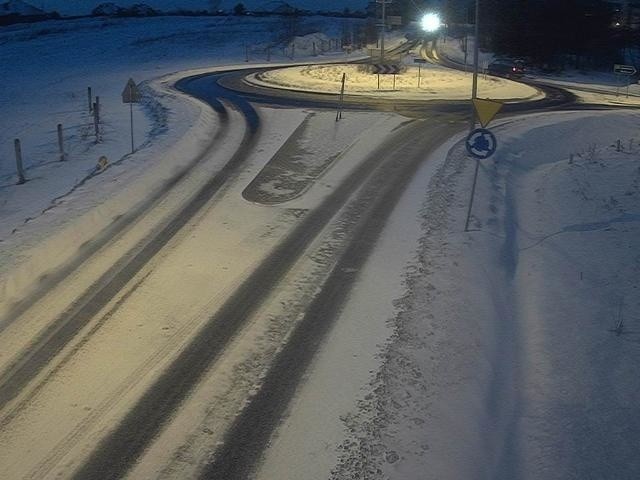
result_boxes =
[246,62,544,102]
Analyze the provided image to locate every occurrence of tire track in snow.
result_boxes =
[71,117,465,480]
[0,81,256,415]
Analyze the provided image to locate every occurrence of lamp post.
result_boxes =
[377,0,391,61]
[464,0,481,232]
[470,0,480,131]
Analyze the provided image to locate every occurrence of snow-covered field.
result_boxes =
[1,12,639,480]
[0,14,353,297]
[30,0,370,16]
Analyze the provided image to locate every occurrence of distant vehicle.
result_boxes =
[487,60,525,78]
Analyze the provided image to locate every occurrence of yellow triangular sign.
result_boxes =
[473,98,503,128]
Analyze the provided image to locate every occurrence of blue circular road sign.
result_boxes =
[466,128,497,159]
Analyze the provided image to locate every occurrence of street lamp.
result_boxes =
[420,12,442,33]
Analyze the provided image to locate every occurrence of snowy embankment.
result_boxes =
[330,111,640,479]
[0,15,356,307]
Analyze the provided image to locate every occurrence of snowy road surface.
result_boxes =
[0,62,467,477]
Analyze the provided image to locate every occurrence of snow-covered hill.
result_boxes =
[31,0,368,16]
[0,0,44,16]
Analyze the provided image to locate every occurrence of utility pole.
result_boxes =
[377,0,391,61]
[464,0,481,232]
[470,0,480,131]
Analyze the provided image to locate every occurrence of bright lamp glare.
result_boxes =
[421,13,442,32]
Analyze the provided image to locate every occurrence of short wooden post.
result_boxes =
[14,139,26,185]
[94,96,100,142]
[129,85,134,154]
[88,86,92,112]
[418,64,422,88]
[57,123,66,161]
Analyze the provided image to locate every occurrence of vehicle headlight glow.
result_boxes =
[421,12,442,32]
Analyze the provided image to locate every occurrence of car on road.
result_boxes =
[487,60,525,78]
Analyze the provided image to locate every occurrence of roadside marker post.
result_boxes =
[14,139,26,185]
[57,123,66,161]
[93,96,100,143]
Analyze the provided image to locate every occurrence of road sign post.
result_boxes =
[122,78,141,154]
[463,127,498,232]
[336,72,346,121]
[414,58,427,88]
[613,64,636,98]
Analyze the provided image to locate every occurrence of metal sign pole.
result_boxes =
[130,93,134,153]
[336,72,346,121]
[464,160,480,231]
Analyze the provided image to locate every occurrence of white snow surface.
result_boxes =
[0,15,354,305]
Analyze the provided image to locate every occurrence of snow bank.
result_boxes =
[332,110,640,479]
[0,66,220,313]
